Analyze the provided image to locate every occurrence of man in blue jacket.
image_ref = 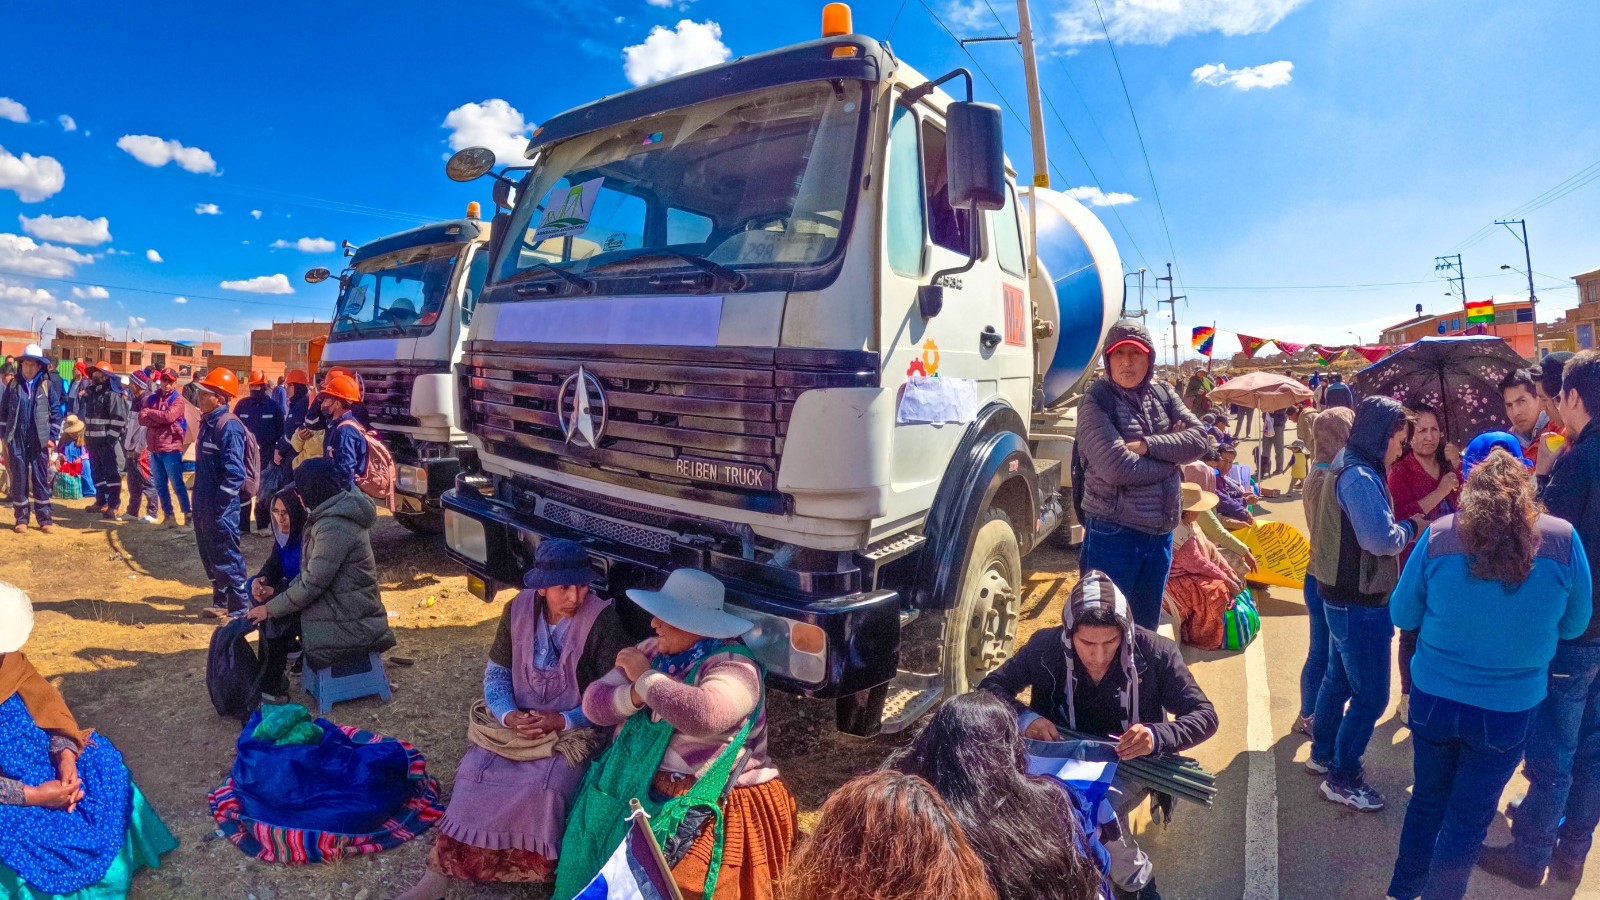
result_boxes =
[318,371,367,492]
[234,370,284,535]
[1481,350,1600,888]
[0,345,63,534]
[192,369,250,619]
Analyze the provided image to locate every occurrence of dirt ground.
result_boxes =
[0,496,1083,899]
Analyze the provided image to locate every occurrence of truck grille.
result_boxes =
[320,361,445,429]
[459,342,878,508]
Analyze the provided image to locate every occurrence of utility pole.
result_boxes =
[1015,0,1048,276]
[1156,263,1182,369]
[1435,254,1467,308]
[1495,218,1537,323]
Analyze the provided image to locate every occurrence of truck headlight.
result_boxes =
[725,604,828,686]
[396,464,427,494]
[444,508,487,563]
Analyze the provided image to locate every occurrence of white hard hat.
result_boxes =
[20,344,49,365]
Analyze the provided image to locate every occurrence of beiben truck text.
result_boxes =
[440,2,1124,735]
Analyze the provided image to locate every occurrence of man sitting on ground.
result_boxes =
[980,571,1219,900]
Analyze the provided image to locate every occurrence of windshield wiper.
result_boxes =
[593,249,747,291]
[507,261,595,296]
[335,313,372,335]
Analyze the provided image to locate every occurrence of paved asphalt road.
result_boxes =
[1026,426,1597,900]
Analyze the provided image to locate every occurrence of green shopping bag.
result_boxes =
[1223,587,1260,650]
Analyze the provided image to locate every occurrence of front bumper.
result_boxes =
[393,452,462,504]
[441,485,900,699]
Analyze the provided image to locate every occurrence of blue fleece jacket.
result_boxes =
[1391,516,1593,712]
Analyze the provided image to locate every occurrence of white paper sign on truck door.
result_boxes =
[532,177,604,242]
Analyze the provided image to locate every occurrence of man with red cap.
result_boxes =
[1075,319,1210,630]
[139,368,191,527]
[82,361,130,521]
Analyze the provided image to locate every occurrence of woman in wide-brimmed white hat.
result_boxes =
[556,569,797,900]
[0,582,177,895]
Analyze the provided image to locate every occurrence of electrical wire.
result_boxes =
[1455,155,1600,251]
[1089,0,1183,288]
[0,267,330,312]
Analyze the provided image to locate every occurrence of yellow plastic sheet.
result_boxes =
[1235,521,1311,589]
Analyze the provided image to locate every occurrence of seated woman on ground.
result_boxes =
[1164,483,1247,651]
[557,568,798,900]
[782,770,998,900]
[397,539,630,898]
[0,582,178,898]
[247,487,307,703]
[889,691,1109,900]
[244,458,395,671]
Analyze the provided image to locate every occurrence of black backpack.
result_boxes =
[207,617,265,720]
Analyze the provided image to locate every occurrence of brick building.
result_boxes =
[1541,266,1600,354]
[1378,297,1537,359]
[250,322,329,375]
[0,328,39,361]
[49,330,222,376]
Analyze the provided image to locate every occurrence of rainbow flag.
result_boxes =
[1465,299,1495,324]
[1191,326,1215,357]
[1237,334,1267,357]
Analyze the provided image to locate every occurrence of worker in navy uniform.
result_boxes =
[192,368,251,619]
[0,344,63,534]
[318,371,368,492]
[234,369,285,534]
[81,360,130,521]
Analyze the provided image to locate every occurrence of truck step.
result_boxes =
[861,532,926,563]
[879,671,945,734]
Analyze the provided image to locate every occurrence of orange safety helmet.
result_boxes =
[285,368,311,386]
[200,367,241,400]
[94,360,115,376]
[248,369,270,387]
[320,371,362,403]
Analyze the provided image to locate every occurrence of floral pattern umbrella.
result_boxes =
[1349,335,1525,446]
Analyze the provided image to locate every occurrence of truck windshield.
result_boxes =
[495,79,867,294]
[330,243,459,340]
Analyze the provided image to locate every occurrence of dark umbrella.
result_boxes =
[1350,335,1525,447]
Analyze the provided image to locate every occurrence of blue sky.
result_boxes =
[2,0,1597,356]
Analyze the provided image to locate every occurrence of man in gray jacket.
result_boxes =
[1076,319,1211,628]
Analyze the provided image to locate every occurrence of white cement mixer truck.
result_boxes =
[439,3,1124,735]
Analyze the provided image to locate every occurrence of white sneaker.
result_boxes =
[1305,757,1331,774]
[140,514,159,524]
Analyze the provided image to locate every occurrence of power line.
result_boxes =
[1089,0,1183,288]
[0,268,330,312]
[1455,154,1600,251]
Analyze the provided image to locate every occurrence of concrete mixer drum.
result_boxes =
[1020,187,1125,408]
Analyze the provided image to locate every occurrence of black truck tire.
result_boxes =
[943,509,1022,695]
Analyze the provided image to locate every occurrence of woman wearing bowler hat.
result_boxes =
[398,539,630,898]
[556,568,797,900]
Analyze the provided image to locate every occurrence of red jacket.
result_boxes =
[138,390,187,453]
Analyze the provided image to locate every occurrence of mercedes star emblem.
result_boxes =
[557,366,607,449]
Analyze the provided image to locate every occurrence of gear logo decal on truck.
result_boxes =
[557,366,608,449]
[906,339,941,378]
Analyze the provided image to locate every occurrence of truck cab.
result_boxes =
[441,10,1122,734]
[307,207,492,533]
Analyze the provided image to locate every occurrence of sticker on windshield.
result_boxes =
[532,177,605,242]
[341,285,368,317]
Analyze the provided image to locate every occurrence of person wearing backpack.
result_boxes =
[234,370,285,536]
[193,368,252,620]
[1075,319,1211,629]
[319,372,368,493]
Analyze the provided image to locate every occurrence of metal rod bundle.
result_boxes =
[1057,728,1218,807]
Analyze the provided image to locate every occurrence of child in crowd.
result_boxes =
[1288,440,1308,493]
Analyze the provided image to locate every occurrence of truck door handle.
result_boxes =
[980,326,1002,350]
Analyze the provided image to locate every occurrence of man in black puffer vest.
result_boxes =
[1075,319,1210,629]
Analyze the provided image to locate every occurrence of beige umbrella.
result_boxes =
[1207,371,1313,412]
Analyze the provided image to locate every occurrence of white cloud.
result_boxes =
[1192,60,1294,90]
[622,20,731,87]
[1052,0,1310,47]
[645,0,674,6]
[220,273,293,294]
[194,202,220,215]
[0,98,26,124]
[71,285,110,300]
[250,209,262,219]
[442,99,535,167]
[941,0,993,31]
[0,233,95,277]
[173,296,188,304]
[58,114,76,132]
[0,146,65,202]
[270,236,336,253]
[0,278,91,331]
[18,213,112,246]
[1065,185,1139,207]
[145,249,163,263]
[115,134,217,174]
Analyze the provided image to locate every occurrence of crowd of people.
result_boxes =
[1082,320,1600,899]
[4,321,1599,900]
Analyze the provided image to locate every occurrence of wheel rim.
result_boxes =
[966,559,1019,684]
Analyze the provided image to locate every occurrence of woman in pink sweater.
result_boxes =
[557,569,796,900]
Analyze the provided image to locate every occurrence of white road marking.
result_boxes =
[1243,630,1280,899]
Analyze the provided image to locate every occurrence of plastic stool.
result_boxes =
[303,652,392,716]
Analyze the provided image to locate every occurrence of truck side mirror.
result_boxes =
[944,101,1005,212]
[305,267,331,284]
[447,147,497,182]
